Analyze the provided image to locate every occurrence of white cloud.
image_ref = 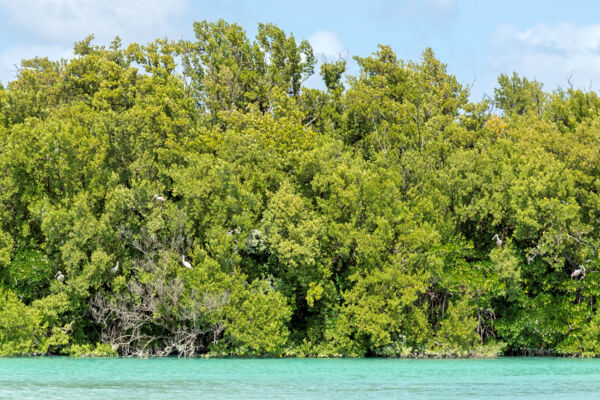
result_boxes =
[0,44,73,85]
[514,23,600,53]
[304,31,349,90]
[309,31,347,60]
[488,23,600,92]
[0,0,190,85]
[0,0,188,43]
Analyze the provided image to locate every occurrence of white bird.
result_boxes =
[111,261,119,274]
[55,271,65,283]
[571,265,586,280]
[153,194,166,202]
[492,234,503,247]
[181,255,193,269]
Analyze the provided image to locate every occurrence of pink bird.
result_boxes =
[153,194,166,202]
[571,266,586,280]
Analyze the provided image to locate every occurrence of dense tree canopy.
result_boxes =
[1,20,600,358]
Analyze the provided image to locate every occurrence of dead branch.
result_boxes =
[89,227,230,357]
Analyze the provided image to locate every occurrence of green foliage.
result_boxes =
[221,279,291,355]
[334,261,430,356]
[495,72,545,116]
[435,298,480,352]
[320,60,346,92]
[180,19,315,115]
[0,289,70,356]
[2,20,600,358]
[65,342,117,357]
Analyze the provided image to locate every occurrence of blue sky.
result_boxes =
[1,0,599,99]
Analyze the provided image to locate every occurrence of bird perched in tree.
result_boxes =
[571,265,586,280]
[111,261,119,274]
[153,194,166,202]
[181,255,193,269]
[492,234,503,247]
[55,271,65,283]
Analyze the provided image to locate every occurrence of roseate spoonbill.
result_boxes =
[571,265,586,280]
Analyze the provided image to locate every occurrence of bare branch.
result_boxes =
[90,226,229,357]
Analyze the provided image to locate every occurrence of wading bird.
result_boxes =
[111,261,119,274]
[492,234,503,247]
[571,265,587,280]
[153,194,166,202]
[55,271,65,283]
[181,255,193,270]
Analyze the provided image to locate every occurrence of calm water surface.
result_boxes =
[1,357,599,399]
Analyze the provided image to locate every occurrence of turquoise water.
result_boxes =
[1,357,600,399]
